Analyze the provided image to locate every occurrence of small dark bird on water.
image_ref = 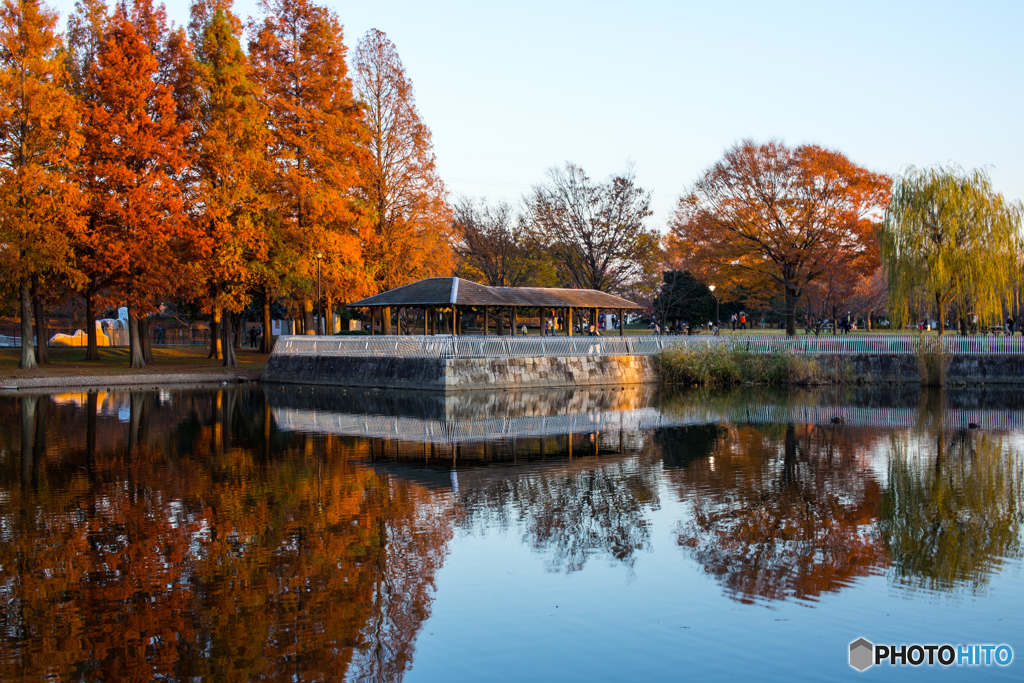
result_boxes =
[968,423,981,429]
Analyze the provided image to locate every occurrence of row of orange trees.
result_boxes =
[0,0,453,369]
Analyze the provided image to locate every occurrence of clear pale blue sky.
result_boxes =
[52,0,1024,229]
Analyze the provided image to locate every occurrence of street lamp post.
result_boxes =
[315,252,324,335]
[709,285,719,329]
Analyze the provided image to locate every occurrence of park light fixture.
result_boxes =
[709,285,719,326]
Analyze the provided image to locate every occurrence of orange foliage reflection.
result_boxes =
[664,422,889,604]
[0,389,453,682]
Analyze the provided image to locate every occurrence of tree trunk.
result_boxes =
[301,299,314,335]
[139,316,154,364]
[128,308,146,368]
[33,396,47,489]
[85,285,99,361]
[785,286,798,336]
[86,391,97,470]
[935,292,945,335]
[21,395,37,486]
[18,279,37,370]
[326,294,334,334]
[232,314,242,350]
[209,305,222,359]
[31,275,49,365]
[223,309,237,367]
[261,294,273,353]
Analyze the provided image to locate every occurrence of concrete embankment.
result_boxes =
[262,354,658,390]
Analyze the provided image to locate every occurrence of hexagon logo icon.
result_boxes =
[850,638,874,671]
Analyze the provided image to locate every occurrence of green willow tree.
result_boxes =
[880,165,1022,334]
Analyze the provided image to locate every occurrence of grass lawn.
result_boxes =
[0,345,268,380]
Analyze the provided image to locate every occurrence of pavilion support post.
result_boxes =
[397,307,403,335]
[540,307,546,335]
[369,307,375,336]
[423,307,428,335]
[512,307,517,335]
[484,306,489,336]
[591,307,598,333]
[619,308,624,337]
[383,306,392,335]
[567,307,573,336]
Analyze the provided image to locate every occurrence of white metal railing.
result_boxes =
[271,403,1024,443]
[270,334,1024,359]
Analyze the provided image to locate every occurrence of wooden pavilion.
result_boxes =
[346,277,644,336]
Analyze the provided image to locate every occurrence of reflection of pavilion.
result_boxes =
[266,385,1024,446]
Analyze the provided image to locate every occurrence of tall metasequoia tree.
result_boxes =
[248,0,371,336]
[880,165,1021,334]
[668,140,890,336]
[191,2,270,367]
[81,5,190,368]
[66,0,109,360]
[354,28,453,334]
[0,0,84,369]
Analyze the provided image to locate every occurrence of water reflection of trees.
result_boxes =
[879,430,1024,594]
[0,389,452,683]
[456,455,659,573]
[664,422,889,604]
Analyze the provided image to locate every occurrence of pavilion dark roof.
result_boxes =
[347,277,643,309]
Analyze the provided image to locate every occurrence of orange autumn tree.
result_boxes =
[0,0,84,370]
[248,0,371,336]
[190,1,270,366]
[81,4,192,367]
[668,140,890,335]
[65,0,110,361]
[354,28,453,331]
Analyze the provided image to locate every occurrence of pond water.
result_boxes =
[1,384,1022,681]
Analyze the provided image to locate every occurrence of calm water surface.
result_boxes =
[1,384,1022,681]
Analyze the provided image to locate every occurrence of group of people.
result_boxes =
[539,320,610,336]
[652,320,717,336]
[728,312,749,330]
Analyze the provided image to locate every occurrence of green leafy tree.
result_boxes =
[652,270,715,328]
[880,165,1022,334]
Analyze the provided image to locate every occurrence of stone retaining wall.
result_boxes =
[821,354,1024,384]
[262,354,658,390]
[263,352,1024,390]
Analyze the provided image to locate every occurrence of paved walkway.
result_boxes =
[1,369,262,391]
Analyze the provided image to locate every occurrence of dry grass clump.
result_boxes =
[657,345,826,386]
